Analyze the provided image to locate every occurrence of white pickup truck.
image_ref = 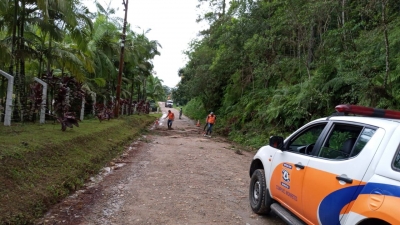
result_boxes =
[249,105,400,225]
[165,100,173,108]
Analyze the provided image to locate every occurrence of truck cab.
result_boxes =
[165,100,173,108]
[249,105,400,225]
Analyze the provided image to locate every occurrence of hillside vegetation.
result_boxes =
[0,115,157,224]
[174,0,400,147]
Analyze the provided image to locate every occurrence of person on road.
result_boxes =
[165,110,175,130]
[203,111,211,133]
[179,108,183,119]
[204,112,216,137]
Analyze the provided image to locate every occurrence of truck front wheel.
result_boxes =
[249,169,271,214]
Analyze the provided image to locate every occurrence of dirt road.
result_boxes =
[36,104,285,225]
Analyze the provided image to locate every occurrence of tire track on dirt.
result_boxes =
[36,105,285,225]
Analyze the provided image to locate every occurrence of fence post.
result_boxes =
[92,93,96,116]
[80,97,85,121]
[0,70,14,126]
[34,77,48,124]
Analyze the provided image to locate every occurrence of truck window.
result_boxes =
[393,147,400,171]
[318,124,375,160]
[287,123,327,153]
[350,128,375,157]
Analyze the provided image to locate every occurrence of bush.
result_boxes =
[182,97,209,121]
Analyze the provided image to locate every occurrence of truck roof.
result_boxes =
[319,116,400,129]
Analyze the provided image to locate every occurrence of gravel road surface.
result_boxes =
[36,103,285,225]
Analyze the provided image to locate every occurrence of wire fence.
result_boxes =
[0,100,153,125]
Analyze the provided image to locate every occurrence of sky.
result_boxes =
[82,0,206,88]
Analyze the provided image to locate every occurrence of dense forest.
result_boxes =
[2,0,400,146]
[174,0,400,147]
[0,0,165,124]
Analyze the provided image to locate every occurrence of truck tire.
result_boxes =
[249,169,271,214]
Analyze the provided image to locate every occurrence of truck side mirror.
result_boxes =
[269,136,284,150]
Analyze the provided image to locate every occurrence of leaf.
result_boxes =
[90,77,107,87]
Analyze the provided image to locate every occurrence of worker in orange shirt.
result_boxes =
[165,110,175,130]
[204,112,216,137]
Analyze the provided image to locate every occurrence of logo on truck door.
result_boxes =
[281,169,291,189]
[282,169,290,183]
[275,163,297,201]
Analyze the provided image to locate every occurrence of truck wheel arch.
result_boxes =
[357,218,390,225]
[249,159,264,178]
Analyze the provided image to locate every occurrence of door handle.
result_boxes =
[294,163,305,169]
[336,175,353,184]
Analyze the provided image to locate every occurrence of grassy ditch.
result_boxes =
[0,114,158,224]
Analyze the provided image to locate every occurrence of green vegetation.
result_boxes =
[0,114,158,224]
[0,0,166,125]
[183,97,208,121]
[0,2,167,221]
[174,0,400,148]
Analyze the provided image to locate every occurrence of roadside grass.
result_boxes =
[181,98,208,122]
[181,98,291,149]
[0,114,159,224]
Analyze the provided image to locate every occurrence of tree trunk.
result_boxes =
[19,0,26,121]
[38,54,43,78]
[342,0,345,26]
[46,38,52,75]
[11,0,19,121]
[1,76,5,121]
[307,23,316,79]
[137,83,140,101]
[14,11,22,122]
[9,0,17,76]
[142,79,146,100]
[46,37,52,116]
[222,0,226,16]
[382,0,390,89]
[129,76,134,115]
[341,0,347,49]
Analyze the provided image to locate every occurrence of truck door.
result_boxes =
[270,123,327,217]
[302,123,381,225]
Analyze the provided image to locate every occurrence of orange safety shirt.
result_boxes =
[207,114,216,124]
[168,112,175,120]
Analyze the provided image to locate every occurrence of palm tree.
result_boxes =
[86,13,120,104]
[146,75,165,101]
[130,31,161,101]
[0,0,94,121]
[0,0,163,122]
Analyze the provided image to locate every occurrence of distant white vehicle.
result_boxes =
[165,100,173,108]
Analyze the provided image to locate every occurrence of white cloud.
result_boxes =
[83,0,205,88]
